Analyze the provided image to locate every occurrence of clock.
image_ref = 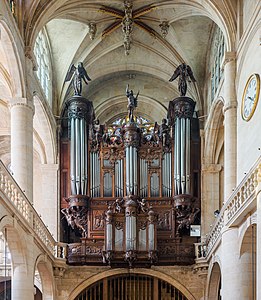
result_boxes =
[241,73,260,121]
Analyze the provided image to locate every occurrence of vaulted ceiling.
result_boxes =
[24,0,237,123]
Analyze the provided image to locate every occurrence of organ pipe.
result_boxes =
[68,97,93,198]
[171,97,195,196]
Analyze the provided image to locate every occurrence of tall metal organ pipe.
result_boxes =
[124,123,139,196]
[170,97,196,196]
[68,97,94,197]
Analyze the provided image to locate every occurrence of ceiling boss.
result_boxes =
[99,0,169,55]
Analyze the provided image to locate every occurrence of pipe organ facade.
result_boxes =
[60,90,200,267]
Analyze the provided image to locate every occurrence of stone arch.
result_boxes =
[204,97,224,164]
[201,97,224,234]
[68,268,196,300]
[0,19,25,98]
[238,223,256,299]
[206,261,221,300]
[34,254,55,300]
[0,100,11,167]
[0,215,27,268]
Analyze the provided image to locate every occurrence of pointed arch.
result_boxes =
[33,93,57,164]
[34,254,55,300]
[204,97,224,164]
[0,19,25,98]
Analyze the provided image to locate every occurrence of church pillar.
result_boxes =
[12,234,35,300]
[223,52,237,200]
[256,167,261,299]
[10,97,34,202]
[40,163,59,238]
[201,163,222,236]
[221,224,243,299]
[12,264,34,300]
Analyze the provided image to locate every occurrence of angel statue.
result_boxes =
[65,62,91,96]
[169,63,196,96]
[126,84,139,122]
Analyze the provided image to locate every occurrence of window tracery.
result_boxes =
[34,30,52,105]
[210,27,225,101]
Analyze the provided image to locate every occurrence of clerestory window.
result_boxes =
[210,27,225,101]
[34,29,52,105]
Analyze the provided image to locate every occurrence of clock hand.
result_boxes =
[247,96,254,101]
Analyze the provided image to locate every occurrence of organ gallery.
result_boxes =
[60,64,201,267]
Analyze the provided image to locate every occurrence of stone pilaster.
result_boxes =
[10,97,34,202]
[222,52,237,201]
[256,165,261,299]
[201,163,222,236]
[40,163,59,238]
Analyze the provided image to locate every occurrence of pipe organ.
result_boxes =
[60,89,200,267]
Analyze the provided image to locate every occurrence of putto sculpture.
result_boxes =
[65,62,91,96]
[169,63,196,96]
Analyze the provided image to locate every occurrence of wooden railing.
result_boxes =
[0,160,66,260]
[195,157,261,261]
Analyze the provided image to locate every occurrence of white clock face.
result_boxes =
[244,77,257,118]
[242,74,260,121]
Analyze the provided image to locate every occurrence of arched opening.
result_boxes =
[208,262,221,300]
[0,229,12,300]
[74,274,190,300]
[35,259,54,300]
[201,98,224,235]
[240,224,256,300]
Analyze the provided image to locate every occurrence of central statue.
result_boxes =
[126,84,139,122]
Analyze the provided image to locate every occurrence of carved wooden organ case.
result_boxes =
[60,94,201,267]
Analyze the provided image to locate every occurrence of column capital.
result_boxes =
[223,103,237,114]
[221,51,236,70]
[9,97,35,113]
[202,163,222,173]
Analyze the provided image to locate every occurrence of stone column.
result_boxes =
[222,52,237,201]
[40,163,59,238]
[201,163,222,236]
[221,223,244,299]
[12,234,35,300]
[12,264,34,300]
[10,97,34,202]
[256,167,261,299]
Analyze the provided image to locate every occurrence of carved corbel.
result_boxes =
[25,46,37,71]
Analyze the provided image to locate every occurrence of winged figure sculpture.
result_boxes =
[169,63,196,96]
[65,62,91,96]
